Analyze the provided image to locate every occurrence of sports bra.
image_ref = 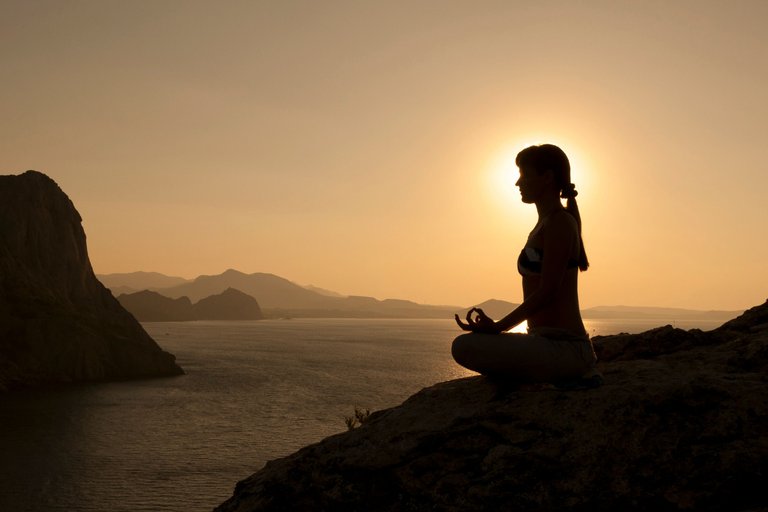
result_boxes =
[517,247,579,276]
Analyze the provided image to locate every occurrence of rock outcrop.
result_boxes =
[215,301,768,512]
[116,290,195,321]
[117,287,263,321]
[0,171,183,391]
[192,287,263,320]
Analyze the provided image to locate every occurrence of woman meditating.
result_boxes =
[453,144,597,383]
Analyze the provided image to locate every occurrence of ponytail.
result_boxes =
[561,184,589,271]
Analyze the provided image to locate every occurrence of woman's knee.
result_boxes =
[451,333,476,367]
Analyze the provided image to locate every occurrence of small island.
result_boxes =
[116,287,264,321]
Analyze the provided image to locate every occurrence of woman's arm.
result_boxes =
[456,212,578,333]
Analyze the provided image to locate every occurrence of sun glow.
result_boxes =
[486,145,524,213]
[509,320,528,334]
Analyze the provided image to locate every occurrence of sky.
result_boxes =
[2,0,767,311]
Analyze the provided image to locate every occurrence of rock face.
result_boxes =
[117,287,263,321]
[0,171,183,391]
[215,301,768,512]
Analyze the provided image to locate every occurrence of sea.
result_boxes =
[0,317,730,512]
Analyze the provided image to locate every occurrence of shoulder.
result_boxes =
[539,210,579,253]
[545,209,579,235]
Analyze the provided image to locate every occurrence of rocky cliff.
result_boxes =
[215,300,768,512]
[0,171,183,391]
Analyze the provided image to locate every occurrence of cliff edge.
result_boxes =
[0,171,183,391]
[216,300,768,512]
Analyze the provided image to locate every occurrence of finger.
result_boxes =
[454,314,471,331]
[466,308,477,325]
[474,308,488,320]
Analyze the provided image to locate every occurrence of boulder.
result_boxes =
[215,301,768,512]
[0,170,183,391]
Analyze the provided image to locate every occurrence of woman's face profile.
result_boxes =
[515,167,550,204]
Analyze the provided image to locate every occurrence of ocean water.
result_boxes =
[0,317,729,512]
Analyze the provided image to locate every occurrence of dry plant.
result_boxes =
[344,406,371,431]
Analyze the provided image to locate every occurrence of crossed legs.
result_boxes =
[452,332,596,383]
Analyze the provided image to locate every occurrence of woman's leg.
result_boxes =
[452,332,595,382]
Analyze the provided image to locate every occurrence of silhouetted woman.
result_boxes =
[453,144,597,382]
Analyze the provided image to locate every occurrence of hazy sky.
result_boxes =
[2,0,766,310]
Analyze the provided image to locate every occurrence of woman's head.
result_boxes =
[515,143,589,271]
[515,144,575,199]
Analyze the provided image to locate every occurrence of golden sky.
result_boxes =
[2,1,766,310]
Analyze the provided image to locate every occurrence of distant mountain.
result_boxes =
[457,299,520,320]
[106,269,746,321]
[98,271,191,293]
[456,301,744,324]
[158,269,330,308]
[106,285,141,296]
[192,288,263,321]
[118,290,194,321]
[155,269,457,318]
[118,288,263,321]
[581,305,742,320]
[303,284,346,298]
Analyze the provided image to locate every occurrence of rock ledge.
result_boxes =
[216,301,768,512]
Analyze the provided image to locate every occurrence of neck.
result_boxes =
[535,194,563,219]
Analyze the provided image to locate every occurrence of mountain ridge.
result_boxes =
[99,270,745,321]
[102,270,458,318]
[117,287,264,322]
[97,268,746,320]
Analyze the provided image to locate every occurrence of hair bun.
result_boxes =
[561,183,578,199]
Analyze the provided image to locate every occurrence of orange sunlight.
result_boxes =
[510,320,528,334]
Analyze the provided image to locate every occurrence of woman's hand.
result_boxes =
[454,307,500,334]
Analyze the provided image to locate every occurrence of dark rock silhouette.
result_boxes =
[192,287,263,320]
[100,271,741,322]
[215,300,768,512]
[117,290,195,321]
[154,269,458,318]
[160,269,327,306]
[0,171,183,391]
[117,287,263,321]
[98,271,191,296]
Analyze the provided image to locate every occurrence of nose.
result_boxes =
[515,177,521,187]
